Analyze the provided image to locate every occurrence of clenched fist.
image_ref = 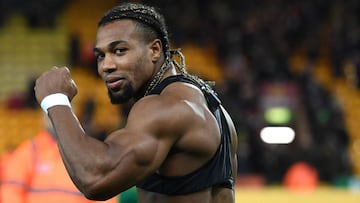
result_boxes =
[34,66,78,104]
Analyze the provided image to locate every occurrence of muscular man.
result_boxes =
[34,2,238,203]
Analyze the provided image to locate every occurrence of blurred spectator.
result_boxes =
[0,114,118,203]
[299,70,353,182]
[23,0,66,28]
[69,33,81,67]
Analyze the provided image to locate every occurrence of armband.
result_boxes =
[40,93,71,114]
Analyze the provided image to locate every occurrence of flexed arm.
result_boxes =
[34,67,178,200]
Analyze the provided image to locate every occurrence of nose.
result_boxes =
[100,54,116,73]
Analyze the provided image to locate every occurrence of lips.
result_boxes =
[105,76,125,90]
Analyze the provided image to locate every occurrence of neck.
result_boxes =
[143,58,175,97]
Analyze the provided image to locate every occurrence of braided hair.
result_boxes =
[98,2,170,58]
[98,2,214,96]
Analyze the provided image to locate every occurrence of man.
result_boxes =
[0,114,117,203]
[34,2,238,203]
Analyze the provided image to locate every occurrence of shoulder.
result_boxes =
[10,139,33,157]
[8,131,52,160]
[3,138,35,172]
[126,81,207,138]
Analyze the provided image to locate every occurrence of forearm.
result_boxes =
[47,106,111,190]
[47,105,145,200]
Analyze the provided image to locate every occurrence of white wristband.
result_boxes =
[40,93,71,114]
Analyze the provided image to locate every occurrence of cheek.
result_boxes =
[97,63,105,80]
[132,56,153,86]
[97,64,102,75]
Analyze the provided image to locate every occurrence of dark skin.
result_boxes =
[34,20,238,203]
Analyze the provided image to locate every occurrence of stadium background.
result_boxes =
[0,0,359,202]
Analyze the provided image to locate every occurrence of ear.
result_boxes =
[149,39,162,63]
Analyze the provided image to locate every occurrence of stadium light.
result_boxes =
[260,126,295,144]
[264,107,292,125]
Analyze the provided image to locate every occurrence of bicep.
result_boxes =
[98,124,174,195]
[96,97,184,195]
[110,97,182,174]
[106,128,171,177]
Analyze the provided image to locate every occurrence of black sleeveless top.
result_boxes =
[136,75,234,195]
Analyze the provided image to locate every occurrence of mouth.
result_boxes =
[105,76,126,90]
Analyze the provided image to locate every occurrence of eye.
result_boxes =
[95,53,105,62]
[114,48,127,55]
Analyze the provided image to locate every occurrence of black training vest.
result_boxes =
[136,75,234,195]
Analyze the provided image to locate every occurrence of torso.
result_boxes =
[136,75,238,203]
[138,187,235,203]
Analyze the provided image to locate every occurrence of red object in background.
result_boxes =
[5,94,27,110]
[283,161,319,191]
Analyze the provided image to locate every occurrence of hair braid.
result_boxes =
[98,2,170,57]
[169,49,216,93]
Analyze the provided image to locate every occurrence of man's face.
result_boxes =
[94,20,154,104]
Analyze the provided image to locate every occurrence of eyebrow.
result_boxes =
[93,40,127,53]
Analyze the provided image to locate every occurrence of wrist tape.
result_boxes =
[40,93,71,114]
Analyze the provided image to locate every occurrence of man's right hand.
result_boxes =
[34,66,78,104]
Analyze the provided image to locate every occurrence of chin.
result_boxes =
[108,87,134,104]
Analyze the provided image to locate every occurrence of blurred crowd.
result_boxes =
[143,0,357,184]
[0,0,66,28]
[1,0,359,187]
